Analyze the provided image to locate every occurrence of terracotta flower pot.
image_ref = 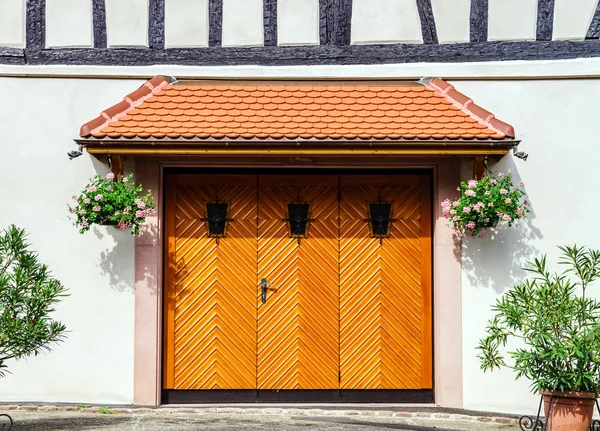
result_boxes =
[542,391,596,431]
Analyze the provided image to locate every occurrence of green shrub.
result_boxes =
[478,245,600,394]
[0,225,68,376]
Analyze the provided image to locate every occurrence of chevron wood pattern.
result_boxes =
[164,173,432,394]
[168,175,258,390]
[257,176,339,389]
[339,175,432,390]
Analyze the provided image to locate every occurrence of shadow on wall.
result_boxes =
[458,157,543,295]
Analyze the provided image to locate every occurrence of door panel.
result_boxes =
[339,175,432,389]
[257,176,339,389]
[164,175,258,390]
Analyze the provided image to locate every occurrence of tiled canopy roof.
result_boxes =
[80,76,515,141]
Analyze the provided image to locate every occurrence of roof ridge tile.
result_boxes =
[80,75,172,137]
[423,77,515,138]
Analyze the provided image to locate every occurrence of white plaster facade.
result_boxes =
[1,0,600,416]
[0,64,598,414]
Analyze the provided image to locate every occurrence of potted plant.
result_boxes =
[68,173,155,236]
[478,245,600,431]
[441,169,530,237]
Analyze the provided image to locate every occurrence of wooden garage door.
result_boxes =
[163,175,258,390]
[164,173,432,394]
[257,175,339,389]
[340,175,432,389]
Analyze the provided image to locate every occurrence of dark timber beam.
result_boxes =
[209,0,223,47]
[470,0,488,43]
[588,1,600,39]
[416,0,438,44]
[536,0,555,41]
[264,0,277,46]
[320,0,334,45]
[0,47,25,65]
[92,0,107,48]
[149,0,165,49]
[17,40,600,66]
[334,0,352,45]
[26,0,46,49]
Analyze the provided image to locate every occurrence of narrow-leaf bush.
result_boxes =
[478,245,600,394]
[0,225,68,376]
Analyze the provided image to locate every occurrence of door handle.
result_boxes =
[261,278,274,303]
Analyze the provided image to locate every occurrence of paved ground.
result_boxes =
[3,410,517,431]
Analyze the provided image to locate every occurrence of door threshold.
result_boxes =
[162,390,434,404]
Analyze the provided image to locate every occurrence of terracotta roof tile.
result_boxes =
[80,77,515,141]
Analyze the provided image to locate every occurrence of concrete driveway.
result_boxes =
[6,411,516,430]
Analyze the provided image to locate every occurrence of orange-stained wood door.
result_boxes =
[164,173,433,394]
[163,175,258,390]
[256,175,339,389]
[339,175,432,390]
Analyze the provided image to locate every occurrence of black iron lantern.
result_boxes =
[283,199,314,240]
[365,199,396,241]
[201,197,232,243]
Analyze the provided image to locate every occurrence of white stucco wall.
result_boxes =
[165,0,209,47]
[0,0,25,47]
[0,60,598,413]
[46,0,93,48]
[553,0,598,40]
[222,0,264,47]
[105,0,149,47]
[452,78,600,415]
[351,0,423,44]
[0,78,143,404]
[488,0,537,41]
[431,0,470,43]
[278,0,320,46]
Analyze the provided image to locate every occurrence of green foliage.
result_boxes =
[99,407,115,414]
[441,170,530,237]
[0,225,68,376]
[478,245,600,394]
[76,404,92,409]
[68,173,155,236]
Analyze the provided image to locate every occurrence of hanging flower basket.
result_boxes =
[440,169,530,238]
[68,173,156,236]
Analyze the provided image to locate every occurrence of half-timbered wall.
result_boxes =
[3,0,600,64]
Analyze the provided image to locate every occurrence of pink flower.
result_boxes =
[467,180,478,188]
[490,179,497,185]
[488,202,494,207]
[466,221,476,229]
[505,198,512,204]
[452,216,461,222]
[508,169,512,174]
[497,212,504,217]
[93,206,101,212]
[70,208,77,214]
[517,208,523,217]
[465,189,476,197]
[79,210,85,215]
[456,187,460,191]
[119,223,127,230]
[524,200,529,206]
[135,210,146,218]
[106,172,115,180]
[518,181,524,187]
[498,172,505,178]
[84,198,90,204]
[122,177,129,183]
[72,195,77,200]
[484,218,490,223]
[503,214,512,222]
[463,207,471,213]
[452,200,460,207]
[94,194,103,201]
[449,209,457,215]
[87,186,97,192]
[499,189,508,195]
[484,191,491,196]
